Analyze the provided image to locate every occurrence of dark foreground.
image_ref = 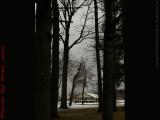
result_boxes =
[54,104,125,120]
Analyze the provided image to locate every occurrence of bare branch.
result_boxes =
[74,0,88,13]
[69,4,90,49]
[98,14,105,21]
[59,34,65,44]
[59,15,66,30]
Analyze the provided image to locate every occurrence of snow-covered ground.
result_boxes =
[58,102,98,109]
[58,99,125,109]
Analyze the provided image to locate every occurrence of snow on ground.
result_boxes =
[58,102,98,109]
[58,100,125,109]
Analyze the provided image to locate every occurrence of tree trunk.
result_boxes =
[93,0,103,112]
[35,0,51,120]
[60,46,69,109]
[103,0,113,120]
[51,0,59,118]
[82,76,86,105]
[69,63,82,106]
[69,83,75,106]
[60,19,71,109]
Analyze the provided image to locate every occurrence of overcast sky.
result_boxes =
[35,1,99,72]
[58,2,98,72]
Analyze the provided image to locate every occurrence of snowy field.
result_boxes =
[58,99,125,109]
[58,102,98,112]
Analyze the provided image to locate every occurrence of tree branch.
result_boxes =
[74,0,88,13]
[59,15,66,30]
[69,4,90,49]
[59,34,65,44]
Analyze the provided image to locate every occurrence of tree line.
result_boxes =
[35,0,126,120]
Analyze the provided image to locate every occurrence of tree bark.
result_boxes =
[51,0,60,118]
[103,0,113,120]
[93,0,103,112]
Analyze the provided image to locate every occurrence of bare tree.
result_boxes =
[79,57,93,105]
[68,57,95,105]
[68,62,82,106]
[68,54,97,106]
[87,0,124,113]
[93,0,103,112]
[59,0,92,109]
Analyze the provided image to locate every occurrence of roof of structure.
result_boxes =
[73,92,98,99]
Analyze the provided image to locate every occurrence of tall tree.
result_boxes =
[93,0,103,112]
[35,0,51,120]
[59,0,91,109]
[113,0,125,112]
[103,0,113,120]
[51,0,60,118]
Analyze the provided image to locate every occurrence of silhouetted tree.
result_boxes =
[59,0,92,109]
[35,0,51,120]
[93,0,103,112]
[102,0,113,119]
[51,0,60,118]
[112,0,125,112]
